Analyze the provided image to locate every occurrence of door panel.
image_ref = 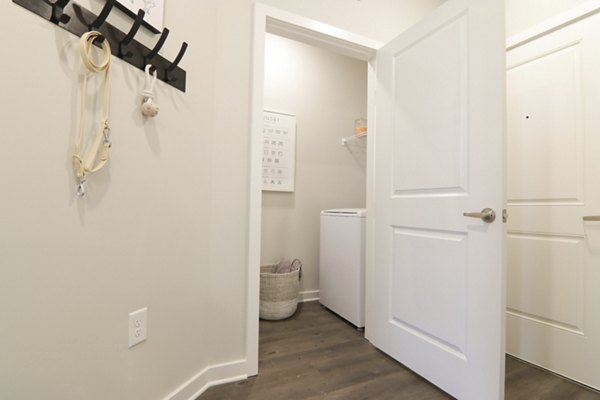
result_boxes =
[507,42,583,204]
[367,0,506,399]
[391,228,468,355]
[392,14,468,194]
[507,233,584,333]
[506,9,600,390]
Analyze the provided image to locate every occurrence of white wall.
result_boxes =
[0,2,224,400]
[506,0,592,37]
[261,33,367,295]
[0,0,443,399]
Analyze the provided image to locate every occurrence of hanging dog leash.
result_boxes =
[141,64,159,117]
[73,31,112,197]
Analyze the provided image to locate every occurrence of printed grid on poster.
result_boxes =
[262,111,296,192]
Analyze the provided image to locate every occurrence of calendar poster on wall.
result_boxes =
[262,111,296,192]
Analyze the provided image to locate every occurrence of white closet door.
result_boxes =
[367,0,506,399]
[506,8,600,390]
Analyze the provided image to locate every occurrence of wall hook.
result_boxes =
[118,8,145,58]
[43,0,71,24]
[166,42,188,82]
[73,0,115,31]
[88,0,115,30]
[146,28,170,61]
[71,0,114,44]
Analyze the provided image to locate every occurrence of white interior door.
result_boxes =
[366,0,506,399]
[506,8,600,390]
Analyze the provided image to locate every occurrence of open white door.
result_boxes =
[366,0,506,399]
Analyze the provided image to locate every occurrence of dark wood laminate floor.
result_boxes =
[201,302,600,400]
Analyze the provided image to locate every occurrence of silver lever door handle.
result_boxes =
[583,216,600,221]
[463,208,496,223]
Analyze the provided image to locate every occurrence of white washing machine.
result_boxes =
[319,208,366,328]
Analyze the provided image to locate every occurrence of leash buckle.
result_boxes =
[103,125,112,147]
[76,178,87,197]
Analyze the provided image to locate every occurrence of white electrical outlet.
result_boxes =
[128,307,148,348]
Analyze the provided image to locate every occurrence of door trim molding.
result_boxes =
[247,3,379,376]
[507,0,600,50]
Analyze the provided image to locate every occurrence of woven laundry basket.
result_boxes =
[260,264,300,320]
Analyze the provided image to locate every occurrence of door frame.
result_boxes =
[246,3,381,375]
[506,0,600,50]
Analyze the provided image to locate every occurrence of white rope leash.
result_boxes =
[73,31,112,197]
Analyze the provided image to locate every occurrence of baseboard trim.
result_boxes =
[163,359,248,400]
[164,291,318,400]
[299,290,320,303]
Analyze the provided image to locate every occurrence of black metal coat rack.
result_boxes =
[13,0,188,92]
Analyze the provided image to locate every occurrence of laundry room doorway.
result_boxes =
[245,2,379,378]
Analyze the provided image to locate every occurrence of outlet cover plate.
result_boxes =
[128,307,148,348]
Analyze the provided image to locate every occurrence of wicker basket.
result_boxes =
[260,264,300,320]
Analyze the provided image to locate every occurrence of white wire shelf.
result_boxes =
[341,132,367,145]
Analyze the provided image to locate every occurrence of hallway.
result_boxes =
[202,302,600,400]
